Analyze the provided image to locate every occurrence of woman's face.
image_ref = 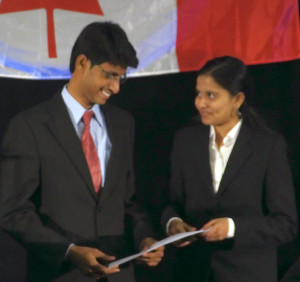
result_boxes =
[194,74,244,127]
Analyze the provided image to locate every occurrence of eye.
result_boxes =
[207,91,215,99]
[195,91,202,97]
[110,73,121,79]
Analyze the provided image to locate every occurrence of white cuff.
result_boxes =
[166,217,182,233]
[226,218,235,238]
[65,243,75,259]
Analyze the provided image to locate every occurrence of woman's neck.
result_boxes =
[214,118,240,147]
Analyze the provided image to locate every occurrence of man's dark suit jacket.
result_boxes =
[0,92,155,282]
[162,121,297,282]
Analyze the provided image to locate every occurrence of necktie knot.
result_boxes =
[82,111,94,128]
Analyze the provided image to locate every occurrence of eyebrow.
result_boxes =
[195,89,218,93]
[104,69,126,77]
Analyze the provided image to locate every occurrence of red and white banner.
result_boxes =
[0,0,299,79]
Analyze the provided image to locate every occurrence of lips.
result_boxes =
[200,111,211,117]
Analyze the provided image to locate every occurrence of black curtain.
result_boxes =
[0,58,300,281]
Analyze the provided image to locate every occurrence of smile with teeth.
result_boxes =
[102,89,112,97]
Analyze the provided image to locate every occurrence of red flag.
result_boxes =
[176,0,300,71]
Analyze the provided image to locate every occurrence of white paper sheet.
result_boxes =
[108,229,208,268]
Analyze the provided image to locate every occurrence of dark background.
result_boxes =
[0,58,300,281]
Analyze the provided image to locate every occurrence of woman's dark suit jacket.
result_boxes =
[162,121,297,282]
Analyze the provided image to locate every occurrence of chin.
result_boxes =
[96,98,108,105]
[201,118,212,125]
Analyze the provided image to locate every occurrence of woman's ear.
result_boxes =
[235,92,245,109]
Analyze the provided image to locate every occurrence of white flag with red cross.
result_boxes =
[0,0,300,79]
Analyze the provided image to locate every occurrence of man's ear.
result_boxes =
[75,55,88,71]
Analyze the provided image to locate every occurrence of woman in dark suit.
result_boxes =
[161,56,297,282]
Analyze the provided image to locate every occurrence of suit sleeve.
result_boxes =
[122,116,156,249]
[233,134,297,247]
[161,132,186,230]
[0,115,70,268]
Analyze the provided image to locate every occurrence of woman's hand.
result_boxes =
[200,218,229,241]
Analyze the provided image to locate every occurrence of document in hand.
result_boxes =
[108,229,208,267]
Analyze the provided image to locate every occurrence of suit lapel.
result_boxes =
[45,92,97,200]
[193,126,214,196]
[217,124,253,196]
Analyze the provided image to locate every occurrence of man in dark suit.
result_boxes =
[0,21,164,282]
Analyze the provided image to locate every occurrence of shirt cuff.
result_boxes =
[227,218,235,238]
[166,217,182,233]
[65,243,75,259]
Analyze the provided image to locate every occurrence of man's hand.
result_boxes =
[67,245,119,280]
[138,237,164,267]
[200,218,229,241]
[168,219,197,247]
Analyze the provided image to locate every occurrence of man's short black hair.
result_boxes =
[69,21,138,73]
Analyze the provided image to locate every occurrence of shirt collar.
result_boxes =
[209,119,242,147]
[61,85,104,127]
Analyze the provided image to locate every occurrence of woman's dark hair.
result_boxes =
[197,56,267,130]
[69,21,138,73]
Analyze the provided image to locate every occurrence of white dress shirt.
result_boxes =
[209,120,242,193]
[209,120,242,237]
[61,86,111,185]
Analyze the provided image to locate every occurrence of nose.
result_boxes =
[108,79,120,94]
[195,95,207,109]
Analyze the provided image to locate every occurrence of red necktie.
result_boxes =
[82,111,101,193]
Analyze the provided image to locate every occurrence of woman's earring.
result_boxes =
[238,108,242,118]
[235,106,242,118]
